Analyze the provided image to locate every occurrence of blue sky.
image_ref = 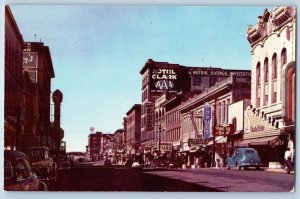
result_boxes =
[10,5,267,152]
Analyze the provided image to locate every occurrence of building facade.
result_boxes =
[100,134,114,158]
[113,129,126,164]
[126,104,141,158]
[88,132,102,161]
[179,75,251,167]
[4,6,25,150]
[246,6,296,168]
[140,59,252,166]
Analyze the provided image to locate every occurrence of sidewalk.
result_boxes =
[158,165,291,173]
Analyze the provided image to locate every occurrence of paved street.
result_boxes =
[49,163,294,192]
[146,168,294,192]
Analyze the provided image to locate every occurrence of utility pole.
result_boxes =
[158,123,162,154]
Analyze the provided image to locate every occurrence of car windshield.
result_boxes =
[4,161,13,179]
[245,150,255,154]
[27,150,45,162]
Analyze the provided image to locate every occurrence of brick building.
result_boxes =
[88,131,102,161]
[139,59,252,165]
[4,6,25,150]
[126,104,141,158]
[179,74,251,167]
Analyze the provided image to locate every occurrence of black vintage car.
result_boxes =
[25,147,57,183]
[4,150,47,191]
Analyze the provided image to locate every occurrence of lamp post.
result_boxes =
[158,123,162,154]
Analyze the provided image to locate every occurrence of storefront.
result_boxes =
[243,107,287,167]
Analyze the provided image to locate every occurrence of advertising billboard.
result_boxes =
[150,68,183,93]
[145,103,155,131]
[188,68,251,77]
[23,51,38,83]
[203,103,211,139]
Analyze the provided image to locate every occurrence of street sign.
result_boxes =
[188,138,205,146]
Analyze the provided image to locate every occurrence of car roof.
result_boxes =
[235,147,257,151]
[4,150,28,161]
[26,146,49,150]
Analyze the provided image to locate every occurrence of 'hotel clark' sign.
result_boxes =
[150,68,181,93]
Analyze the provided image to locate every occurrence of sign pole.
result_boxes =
[212,98,217,167]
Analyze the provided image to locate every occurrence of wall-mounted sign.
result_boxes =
[150,68,182,93]
[23,52,38,83]
[203,103,211,139]
[145,103,155,131]
[160,143,172,151]
[188,68,251,77]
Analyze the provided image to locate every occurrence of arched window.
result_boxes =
[280,48,287,101]
[256,62,261,86]
[272,53,277,79]
[264,58,269,83]
[281,48,287,67]
[272,54,277,103]
[232,117,237,132]
[287,66,295,123]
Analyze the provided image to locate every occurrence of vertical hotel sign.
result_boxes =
[203,103,211,139]
[23,43,38,83]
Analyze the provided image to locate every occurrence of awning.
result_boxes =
[236,136,279,147]
[234,130,243,135]
[207,136,226,145]
[216,136,227,143]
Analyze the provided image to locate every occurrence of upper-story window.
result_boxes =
[256,62,261,86]
[222,101,226,123]
[272,53,277,79]
[218,102,221,123]
[281,48,287,67]
[193,76,202,86]
[264,58,269,83]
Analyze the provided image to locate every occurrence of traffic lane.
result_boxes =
[145,168,294,192]
[50,167,221,191]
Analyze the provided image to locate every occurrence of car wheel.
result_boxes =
[236,163,241,170]
[227,166,231,170]
[39,181,48,191]
[283,164,290,174]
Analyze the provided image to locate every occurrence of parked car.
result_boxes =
[67,152,85,163]
[4,150,47,191]
[53,153,71,170]
[226,147,262,170]
[104,159,112,166]
[25,147,57,182]
[132,161,141,168]
[124,159,134,167]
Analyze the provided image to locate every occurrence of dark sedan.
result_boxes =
[4,150,47,191]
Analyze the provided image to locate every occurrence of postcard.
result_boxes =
[3,5,295,192]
